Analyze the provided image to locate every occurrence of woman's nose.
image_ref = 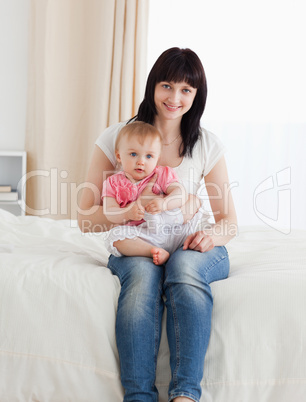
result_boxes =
[168,90,180,103]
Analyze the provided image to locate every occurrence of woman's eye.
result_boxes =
[183,88,191,93]
[162,84,171,89]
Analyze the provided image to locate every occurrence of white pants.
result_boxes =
[105,209,204,257]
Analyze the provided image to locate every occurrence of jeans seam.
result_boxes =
[204,253,229,282]
[222,245,229,254]
[205,252,228,272]
[169,285,180,389]
[153,276,164,394]
[107,259,123,283]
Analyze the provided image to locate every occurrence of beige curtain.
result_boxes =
[25,0,149,219]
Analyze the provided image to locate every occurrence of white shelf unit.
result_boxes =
[0,151,27,216]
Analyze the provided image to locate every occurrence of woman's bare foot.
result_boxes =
[151,247,170,265]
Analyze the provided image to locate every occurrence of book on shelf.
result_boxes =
[0,191,18,201]
[0,185,12,192]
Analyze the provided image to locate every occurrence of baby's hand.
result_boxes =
[127,202,145,221]
[145,198,164,214]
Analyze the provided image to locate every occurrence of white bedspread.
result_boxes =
[0,208,305,401]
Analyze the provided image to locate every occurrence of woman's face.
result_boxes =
[154,81,197,123]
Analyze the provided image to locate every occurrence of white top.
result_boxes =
[95,121,225,196]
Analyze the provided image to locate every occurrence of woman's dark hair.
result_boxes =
[132,47,207,157]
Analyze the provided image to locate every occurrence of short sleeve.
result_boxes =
[101,177,116,199]
[201,129,226,177]
[95,121,127,167]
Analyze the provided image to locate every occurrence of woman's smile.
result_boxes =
[163,103,182,112]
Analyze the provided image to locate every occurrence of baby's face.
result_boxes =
[116,136,161,182]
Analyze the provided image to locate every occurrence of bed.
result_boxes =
[1,207,306,401]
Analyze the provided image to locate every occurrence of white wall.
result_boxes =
[147,0,306,231]
[0,0,29,151]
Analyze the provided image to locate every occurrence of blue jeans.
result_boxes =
[107,246,229,402]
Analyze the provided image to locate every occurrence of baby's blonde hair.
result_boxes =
[115,121,162,152]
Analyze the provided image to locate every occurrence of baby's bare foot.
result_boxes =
[151,247,170,265]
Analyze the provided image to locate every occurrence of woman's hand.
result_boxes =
[183,231,214,253]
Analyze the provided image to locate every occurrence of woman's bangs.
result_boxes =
[159,61,201,89]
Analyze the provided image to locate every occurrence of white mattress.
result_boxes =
[0,208,305,401]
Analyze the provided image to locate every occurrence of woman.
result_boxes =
[78,47,237,402]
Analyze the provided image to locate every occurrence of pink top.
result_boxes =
[102,166,179,225]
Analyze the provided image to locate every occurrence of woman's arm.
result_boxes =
[205,155,237,245]
[183,156,237,251]
[78,146,119,232]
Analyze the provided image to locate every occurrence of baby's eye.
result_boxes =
[130,152,137,157]
[146,154,153,159]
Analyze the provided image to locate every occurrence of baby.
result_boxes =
[102,121,201,265]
